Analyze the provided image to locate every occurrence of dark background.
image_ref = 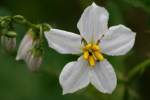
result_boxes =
[0,0,150,100]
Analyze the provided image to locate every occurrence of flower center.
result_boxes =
[83,43,104,67]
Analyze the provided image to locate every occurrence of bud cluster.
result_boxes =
[0,15,51,72]
[0,16,17,52]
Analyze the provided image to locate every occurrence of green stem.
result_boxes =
[128,59,150,81]
[0,15,51,33]
[117,72,128,84]
[123,86,129,100]
[12,15,39,30]
[24,20,39,30]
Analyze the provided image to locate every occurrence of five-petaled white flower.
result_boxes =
[44,2,136,94]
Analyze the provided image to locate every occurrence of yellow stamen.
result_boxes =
[83,51,89,60]
[92,44,100,51]
[82,43,105,67]
[84,43,92,50]
[94,51,104,61]
[88,55,95,66]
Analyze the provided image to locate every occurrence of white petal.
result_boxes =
[59,56,90,94]
[77,2,109,43]
[25,52,42,72]
[1,36,16,50]
[44,29,82,54]
[100,25,136,56]
[90,59,117,94]
[16,34,33,60]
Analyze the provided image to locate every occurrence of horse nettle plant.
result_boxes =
[0,2,150,100]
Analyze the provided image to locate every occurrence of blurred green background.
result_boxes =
[0,0,150,100]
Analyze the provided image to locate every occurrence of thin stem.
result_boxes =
[12,15,39,30]
[117,71,128,84]
[12,15,51,30]
[123,86,129,100]
[24,20,39,30]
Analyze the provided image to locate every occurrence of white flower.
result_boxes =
[44,2,136,94]
[16,30,42,71]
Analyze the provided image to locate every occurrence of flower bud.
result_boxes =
[13,15,26,23]
[0,18,11,28]
[25,50,42,72]
[16,29,43,72]
[1,35,16,52]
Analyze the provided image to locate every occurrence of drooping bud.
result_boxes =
[16,33,33,60]
[16,29,43,72]
[25,50,42,72]
[1,31,17,52]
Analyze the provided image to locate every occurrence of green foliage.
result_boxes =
[122,0,150,13]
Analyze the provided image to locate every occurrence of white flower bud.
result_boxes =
[1,35,16,51]
[25,51,42,72]
[16,29,43,72]
[16,33,33,60]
